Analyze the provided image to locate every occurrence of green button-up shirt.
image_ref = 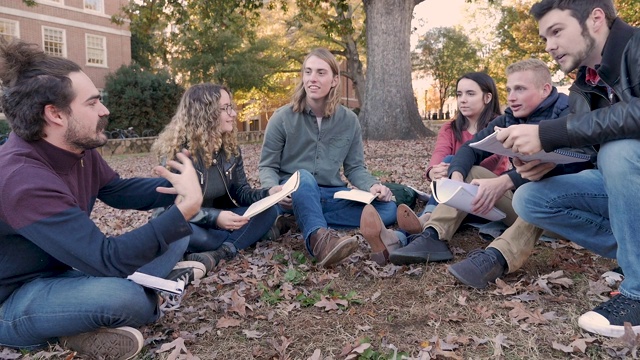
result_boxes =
[259,104,378,191]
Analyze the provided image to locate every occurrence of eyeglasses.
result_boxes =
[220,103,237,116]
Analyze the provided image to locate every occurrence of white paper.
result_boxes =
[243,171,301,218]
[470,130,590,165]
[127,272,185,295]
[431,178,506,221]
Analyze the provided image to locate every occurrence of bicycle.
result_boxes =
[142,129,157,137]
[110,127,139,139]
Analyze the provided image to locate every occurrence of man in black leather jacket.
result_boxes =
[497,0,640,338]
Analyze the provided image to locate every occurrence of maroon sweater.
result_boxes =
[0,133,192,303]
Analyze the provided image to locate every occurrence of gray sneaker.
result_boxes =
[448,249,505,289]
[61,326,143,360]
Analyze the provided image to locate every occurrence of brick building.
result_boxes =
[0,0,131,90]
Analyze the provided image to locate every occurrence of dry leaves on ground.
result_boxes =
[2,140,629,359]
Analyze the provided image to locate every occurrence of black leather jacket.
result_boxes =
[153,147,269,228]
[194,147,269,224]
[539,18,640,151]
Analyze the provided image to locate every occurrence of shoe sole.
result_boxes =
[318,236,359,267]
[62,326,143,360]
[447,265,489,289]
[388,251,453,265]
[397,204,423,234]
[360,205,389,265]
[578,311,640,337]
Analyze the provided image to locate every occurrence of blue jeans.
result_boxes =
[285,169,397,256]
[513,139,640,299]
[0,237,189,349]
[187,206,278,252]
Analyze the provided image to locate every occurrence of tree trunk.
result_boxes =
[344,37,366,110]
[359,0,433,140]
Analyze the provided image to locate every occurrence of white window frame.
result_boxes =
[85,34,107,67]
[0,18,20,39]
[42,26,67,58]
[83,0,104,14]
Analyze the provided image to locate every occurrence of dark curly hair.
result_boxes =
[530,0,617,29]
[0,38,81,141]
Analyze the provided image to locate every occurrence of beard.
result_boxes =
[65,115,109,151]
[562,28,597,73]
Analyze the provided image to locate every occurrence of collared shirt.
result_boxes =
[259,104,378,191]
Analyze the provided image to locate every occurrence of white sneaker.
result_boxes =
[168,260,206,284]
[61,326,143,360]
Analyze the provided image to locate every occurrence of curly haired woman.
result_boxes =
[152,83,280,274]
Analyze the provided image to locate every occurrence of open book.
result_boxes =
[333,188,376,204]
[127,272,185,295]
[431,178,506,221]
[470,130,591,165]
[243,171,301,218]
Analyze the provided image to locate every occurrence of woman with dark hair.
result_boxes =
[398,72,509,233]
[152,83,280,274]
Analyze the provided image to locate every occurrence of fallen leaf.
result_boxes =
[307,349,322,360]
[216,317,242,328]
[242,330,265,339]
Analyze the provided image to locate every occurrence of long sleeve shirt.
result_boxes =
[426,121,509,181]
[0,133,192,304]
[259,104,378,191]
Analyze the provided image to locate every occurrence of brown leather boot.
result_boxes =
[360,204,401,265]
[309,228,358,267]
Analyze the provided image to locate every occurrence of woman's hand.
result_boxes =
[216,211,249,231]
[429,162,450,181]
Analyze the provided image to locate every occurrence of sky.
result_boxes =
[411,0,468,49]
[411,0,469,115]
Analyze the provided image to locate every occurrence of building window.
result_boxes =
[0,19,19,40]
[86,34,106,67]
[84,0,104,13]
[42,27,66,58]
[249,119,260,132]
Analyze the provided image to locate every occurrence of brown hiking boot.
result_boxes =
[310,228,358,267]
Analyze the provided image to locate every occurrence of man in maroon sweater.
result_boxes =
[0,40,202,358]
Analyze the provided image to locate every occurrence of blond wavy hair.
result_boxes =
[152,83,238,167]
[291,48,342,117]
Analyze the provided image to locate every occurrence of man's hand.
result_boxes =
[370,183,393,202]
[513,158,556,181]
[428,162,450,181]
[216,210,249,231]
[450,171,464,182]
[496,124,542,155]
[154,150,203,220]
[268,185,283,195]
[469,176,513,215]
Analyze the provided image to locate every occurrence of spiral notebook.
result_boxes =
[470,130,591,165]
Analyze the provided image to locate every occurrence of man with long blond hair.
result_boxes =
[259,48,397,267]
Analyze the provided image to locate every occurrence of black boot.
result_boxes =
[185,242,237,274]
[260,214,298,242]
[389,227,452,265]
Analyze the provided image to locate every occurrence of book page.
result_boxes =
[127,272,185,295]
[431,178,506,221]
[243,171,301,218]
[470,130,590,165]
[333,188,376,204]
